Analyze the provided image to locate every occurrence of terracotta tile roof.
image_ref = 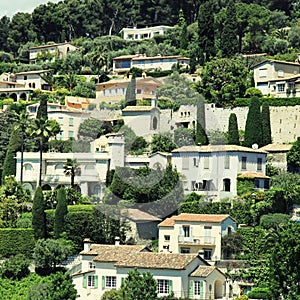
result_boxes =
[172,145,268,154]
[115,252,198,270]
[238,171,270,179]
[190,266,216,277]
[158,214,232,227]
[81,244,149,260]
[15,69,50,75]
[121,208,161,222]
[259,143,292,152]
[252,59,300,69]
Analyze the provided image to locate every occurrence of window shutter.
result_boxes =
[189,280,194,298]
[200,281,204,298]
[102,276,105,289]
[121,277,125,287]
[169,280,173,295]
[83,274,87,288]
[94,275,98,288]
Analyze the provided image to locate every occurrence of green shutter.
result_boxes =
[189,280,194,298]
[169,280,173,295]
[200,281,204,298]
[102,276,105,289]
[121,277,125,287]
[94,275,98,288]
[83,274,87,288]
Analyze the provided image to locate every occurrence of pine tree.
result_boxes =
[227,113,240,145]
[244,97,263,148]
[32,186,46,240]
[220,0,238,57]
[261,101,272,146]
[125,76,137,106]
[2,128,21,182]
[198,0,215,64]
[54,188,68,239]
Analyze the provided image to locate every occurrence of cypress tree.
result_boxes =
[2,128,21,182]
[54,188,68,239]
[198,0,215,64]
[32,186,46,240]
[261,101,272,146]
[195,96,208,145]
[220,0,238,57]
[227,113,240,145]
[244,97,263,148]
[36,94,48,120]
[179,9,188,50]
[125,76,137,106]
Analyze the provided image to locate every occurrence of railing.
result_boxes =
[178,235,216,245]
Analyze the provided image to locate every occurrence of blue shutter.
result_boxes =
[94,275,98,288]
[189,280,194,298]
[102,276,105,289]
[169,280,173,295]
[83,274,87,288]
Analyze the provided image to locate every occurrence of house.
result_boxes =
[0,79,32,101]
[29,42,78,64]
[121,104,160,140]
[121,208,162,242]
[72,239,227,299]
[113,54,190,74]
[158,213,237,261]
[237,171,270,191]
[96,76,162,104]
[252,59,300,97]
[120,25,173,40]
[171,145,268,200]
[259,143,292,171]
[26,102,90,140]
[14,70,52,91]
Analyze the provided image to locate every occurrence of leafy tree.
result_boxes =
[131,136,147,153]
[0,254,30,280]
[261,101,272,146]
[227,113,240,145]
[33,238,73,274]
[77,118,103,142]
[54,188,68,239]
[198,0,215,64]
[151,133,177,153]
[119,125,137,153]
[120,268,157,300]
[268,222,300,299]
[259,213,290,230]
[221,232,243,259]
[287,137,300,173]
[125,76,137,106]
[101,289,122,300]
[174,126,194,147]
[244,97,263,148]
[219,0,238,57]
[32,186,46,240]
[63,159,80,188]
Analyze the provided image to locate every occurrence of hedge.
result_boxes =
[0,228,35,259]
[234,97,300,107]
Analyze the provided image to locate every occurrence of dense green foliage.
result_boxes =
[151,133,177,153]
[54,188,68,239]
[32,187,46,240]
[287,137,300,173]
[227,113,240,145]
[0,254,30,280]
[0,229,34,258]
[261,102,272,146]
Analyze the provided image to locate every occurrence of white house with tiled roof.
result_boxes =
[71,239,227,299]
[158,213,237,261]
[120,25,173,40]
[172,144,269,200]
[252,59,300,97]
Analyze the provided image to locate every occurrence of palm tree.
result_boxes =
[31,118,54,186]
[14,111,30,184]
[63,158,80,188]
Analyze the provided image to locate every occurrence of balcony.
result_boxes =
[178,235,216,246]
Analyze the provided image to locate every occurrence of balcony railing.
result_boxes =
[178,235,216,245]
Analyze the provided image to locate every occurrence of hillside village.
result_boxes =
[0,0,300,299]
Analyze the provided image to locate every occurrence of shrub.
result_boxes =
[247,287,272,300]
[0,254,30,280]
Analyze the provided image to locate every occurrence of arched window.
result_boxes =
[152,116,158,130]
[24,164,33,171]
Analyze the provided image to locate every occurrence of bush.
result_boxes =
[0,254,30,280]
[0,229,35,258]
[247,287,272,300]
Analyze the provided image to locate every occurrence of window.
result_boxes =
[278,70,284,77]
[241,157,247,170]
[58,117,64,125]
[183,226,190,237]
[254,179,260,189]
[182,156,189,170]
[24,75,27,80]
[288,82,295,90]
[204,156,209,169]
[204,249,212,260]
[277,83,285,92]
[106,276,116,288]
[223,178,231,192]
[152,116,158,130]
[193,158,198,167]
[157,279,171,294]
[164,235,170,242]
[194,281,202,296]
[224,156,230,169]
[89,262,95,269]
[181,248,190,253]
[88,275,97,288]
[257,157,262,171]
[69,117,74,126]
[258,68,267,78]
[68,131,74,138]
[24,164,33,171]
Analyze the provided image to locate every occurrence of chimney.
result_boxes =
[84,238,91,252]
[115,236,120,246]
[142,71,146,78]
[151,97,157,108]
